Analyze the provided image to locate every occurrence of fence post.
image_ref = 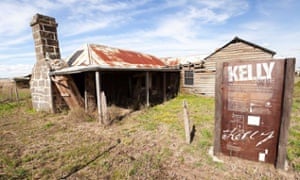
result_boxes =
[183,100,191,144]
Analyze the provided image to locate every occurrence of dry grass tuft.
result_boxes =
[67,107,95,122]
[107,105,133,122]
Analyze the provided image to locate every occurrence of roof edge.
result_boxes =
[204,36,276,60]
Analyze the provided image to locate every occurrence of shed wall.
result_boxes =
[206,42,273,62]
[180,42,274,96]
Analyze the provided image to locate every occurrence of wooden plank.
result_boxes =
[214,59,294,166]
[52,75,84,110]
[276,58,296,169]
[220,60,285,164]
[213,61,223,155]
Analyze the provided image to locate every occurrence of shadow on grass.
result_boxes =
[60,139,121,179]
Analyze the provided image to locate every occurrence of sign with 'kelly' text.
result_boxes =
[216,59,287,164]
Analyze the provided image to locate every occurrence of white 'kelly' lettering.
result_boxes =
[228,62,275,82]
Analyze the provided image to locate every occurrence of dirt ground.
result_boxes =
[0,96,299,180]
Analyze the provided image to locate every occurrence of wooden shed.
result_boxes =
[180,37,276,96]
[13,74,31,89]
[29,14,180,124]
[50,44,180,114]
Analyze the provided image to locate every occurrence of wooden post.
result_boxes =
[163,72,166,102]
[213,61,223,155]
[101,92,110,125]
[95,71,102,123]
[14,85,19,103]
[10,85,13,100]
[183,100,191,144]
[146,71,150,107]
[276,58,295,169]
[84,89,88,113]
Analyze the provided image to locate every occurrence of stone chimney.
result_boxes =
[30,14,61,60]
[30,14,61,112]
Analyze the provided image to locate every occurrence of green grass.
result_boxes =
[0,79,300,179]
[0,102,19,115]
[287,80,300,171]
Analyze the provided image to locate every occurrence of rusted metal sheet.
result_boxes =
[220,59,285,164]
[67,44,167,68]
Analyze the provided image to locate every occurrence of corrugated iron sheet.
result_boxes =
[66,44,168,69]
[162,55,205,65]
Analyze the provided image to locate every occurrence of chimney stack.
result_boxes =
[30,13,61,61]
[30,14,61,112]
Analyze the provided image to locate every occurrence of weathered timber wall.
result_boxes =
[206,42,273,62]
[180,67,215,96]
[180,41,274,97]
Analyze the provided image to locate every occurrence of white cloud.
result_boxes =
[240,21,272,31]
[196,0,249,19]
[0,0,299,78]
[0,35,32,48]
[0,1,37,36]
[0,52,34,60]
[0,64,32,78]
[257,0,297,16]
[62,17,120,36]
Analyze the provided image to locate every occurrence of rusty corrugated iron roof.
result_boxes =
[161,55,205,65]
[67,44,167,68]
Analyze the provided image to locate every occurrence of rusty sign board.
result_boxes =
[214,59,295,166]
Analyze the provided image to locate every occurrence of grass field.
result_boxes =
[0,79,299,179]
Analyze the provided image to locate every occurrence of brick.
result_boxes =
[43,25,57,32]
[37,25,43,31]
[41,31,55,39]
[46,39,58,46]
[38,80,45,86]
[33,32,41,40]
[32,81,38,87]
[34,39,46,47]
[41,72,49,79]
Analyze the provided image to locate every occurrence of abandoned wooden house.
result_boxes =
[29,14,180,123]
[13,74,31,89]
[180,37,276,96]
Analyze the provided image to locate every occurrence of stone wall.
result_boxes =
[30,14,61,112]
[30,61,53,111]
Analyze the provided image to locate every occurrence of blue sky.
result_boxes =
[0,0,299,78]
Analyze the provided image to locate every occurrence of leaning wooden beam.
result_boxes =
[213,61,223,155]
[276,58,295,169]
[52,75,84,110]
[95,71,102,123]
